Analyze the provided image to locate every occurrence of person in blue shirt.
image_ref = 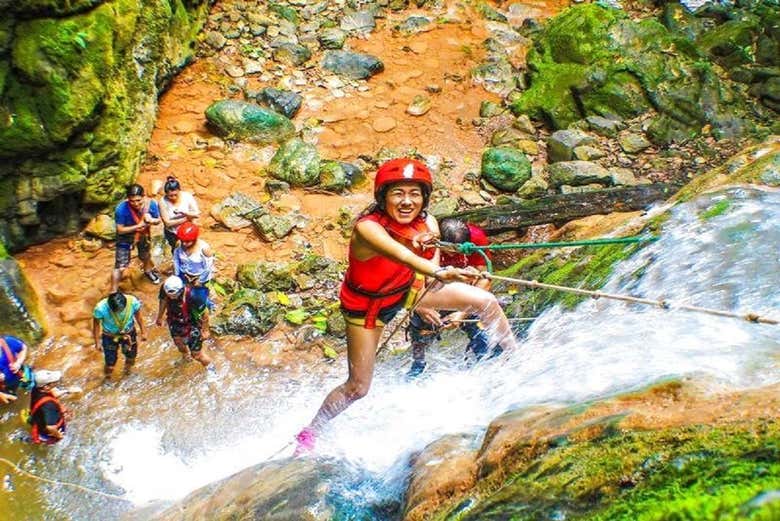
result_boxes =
[92,292,146,378]
[0,335,30,404]
[112,184,161,291]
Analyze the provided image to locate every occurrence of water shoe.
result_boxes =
[293,427,317,456]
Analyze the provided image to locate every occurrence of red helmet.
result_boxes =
[177,222,199,242]
[374,158,432,196]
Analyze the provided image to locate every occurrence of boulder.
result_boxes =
[267,138,321,187]
[271,43,312,66]
[210,192,263,231]
[481,147,532,192]
[236,262,297,292]
[211,288,282,336]
[258,88,303,119]
[84,213,116,240]
[547,161,611,188]
[547,129,598,163]
[318,28,346,50]
[321,50,384,80]
[404,434,480,521]
[205,100,295,145]
[318,160,348,192]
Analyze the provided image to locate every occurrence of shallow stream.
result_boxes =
[1,186,778,520]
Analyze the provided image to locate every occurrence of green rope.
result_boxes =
[439,235,657,257]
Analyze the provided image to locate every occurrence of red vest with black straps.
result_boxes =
[30,393,66,445]
[340,212,434,328]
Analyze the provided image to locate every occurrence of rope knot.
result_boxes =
[457,241,478,255]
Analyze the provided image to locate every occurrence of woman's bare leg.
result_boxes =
[304,323,383,432]
[418,282,519,351]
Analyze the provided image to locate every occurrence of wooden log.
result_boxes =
[445,183,679,233]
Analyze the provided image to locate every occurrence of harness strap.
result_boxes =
[128,201,149,244]
[107,299,134,335]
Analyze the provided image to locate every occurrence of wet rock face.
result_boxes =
[149,457,400,521]
[0,244,45,342]
[0,0,209,252]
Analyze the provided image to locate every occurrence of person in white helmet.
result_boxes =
[155,276,215,376]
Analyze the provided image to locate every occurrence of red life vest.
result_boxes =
[340,212,434,328]
[30,393,66,445]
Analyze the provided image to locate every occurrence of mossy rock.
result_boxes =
[510,4,757,142]
[318,160,348,192]
[481,147,532,192]
[236,261,297,292]
[8,0,104,17]
[453,419,780,521]
[211,288,282,336]
[2,4,120,156]
[697,19,760,69]
[266,138,321,187]
[205,100,295,145]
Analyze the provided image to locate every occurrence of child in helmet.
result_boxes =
[173,223,215,287]
[294,158,519,454]
[156,276,215,375]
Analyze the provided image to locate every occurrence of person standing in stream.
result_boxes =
[112,184,162,291]
[294,158,519,454]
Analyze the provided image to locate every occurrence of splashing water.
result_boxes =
[8,187,780,519]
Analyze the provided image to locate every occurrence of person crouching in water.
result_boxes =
[29,370,70,445]
[294,158,519,454]
[406,218,500,377]
[156,276,216,376]
[92,292,146,378]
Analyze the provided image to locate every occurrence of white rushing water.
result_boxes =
[28,187,780,518]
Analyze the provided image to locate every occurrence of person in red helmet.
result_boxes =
[294,158,520,454]
[173,222,215,287]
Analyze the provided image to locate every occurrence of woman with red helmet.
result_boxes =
[294,158,519,454]
[173,222,215,286]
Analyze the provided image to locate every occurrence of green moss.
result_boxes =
[510,62,589,128]
[534,4,623,66]
[269,3,299,25]
[500,242,642,318]
[700,199,731,220]
[449,420,780,521]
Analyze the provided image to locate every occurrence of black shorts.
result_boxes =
[341,301,405,328]
[102,330,138,366]
[115,237,151,269]
[163,229,179,250]
[168,322,203,353]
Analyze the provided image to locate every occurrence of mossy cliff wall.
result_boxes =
[0,0,209,252]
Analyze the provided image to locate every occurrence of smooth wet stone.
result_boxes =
[407,95,432,116]
[322,50,384,80]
